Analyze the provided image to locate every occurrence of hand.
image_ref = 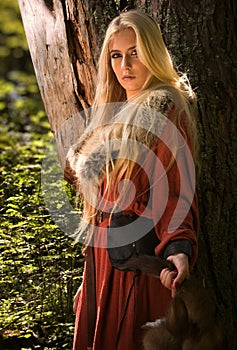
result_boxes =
[160,253,190,298]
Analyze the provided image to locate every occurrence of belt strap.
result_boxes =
[86,245,96,349]
[95,209,134,224]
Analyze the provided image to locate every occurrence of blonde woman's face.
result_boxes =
[109,28,151,99]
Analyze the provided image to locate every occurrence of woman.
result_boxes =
[67,10,199,350]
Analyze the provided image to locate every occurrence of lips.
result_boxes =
[122,75,135,80]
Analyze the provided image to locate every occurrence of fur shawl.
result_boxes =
[67,88,174,185]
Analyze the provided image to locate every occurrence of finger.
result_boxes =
[171,285,177,298]
[160,268,174,285]
[160,269,177,290]
[160,268,169,280]
[171,271,190,298]
[172,268,190,287]
[171,272,183,298]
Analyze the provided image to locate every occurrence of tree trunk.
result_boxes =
[18,0,237,348]
[18,0,98,168]
[143,2,237,349]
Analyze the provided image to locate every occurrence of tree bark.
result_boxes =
[18,0,98,167]
[18,0,237,348]
[144,2,237,349]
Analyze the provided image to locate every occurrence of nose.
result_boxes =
[121,54,131,69]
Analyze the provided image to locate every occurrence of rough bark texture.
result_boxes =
[18,0,237,349]
[143,2,237,349]
[18,0,97,167]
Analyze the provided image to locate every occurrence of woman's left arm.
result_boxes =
[151,112,199,295]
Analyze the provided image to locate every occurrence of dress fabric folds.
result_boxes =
[72,94,199,349]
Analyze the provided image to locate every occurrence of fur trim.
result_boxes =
[79,145,119,182]
[134,89,174,144]
[143,89,174,115]
[67,89,174,184]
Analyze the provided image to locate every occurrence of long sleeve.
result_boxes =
[151,111,199,267]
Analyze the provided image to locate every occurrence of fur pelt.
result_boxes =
[142,278,223,350]
[125,255,223,350]
[118,255,222,350]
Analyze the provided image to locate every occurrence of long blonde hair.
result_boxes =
[92,10,197,150]
[69,10,198,240]
[94,11,194,101]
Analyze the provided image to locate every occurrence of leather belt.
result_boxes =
[95,210,134,224]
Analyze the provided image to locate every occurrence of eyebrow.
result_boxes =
[110,45,136,53]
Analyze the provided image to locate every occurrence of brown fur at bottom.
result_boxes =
[143,278,222,349]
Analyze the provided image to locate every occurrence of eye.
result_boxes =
[131,49,138,56]
[111,53,121,59]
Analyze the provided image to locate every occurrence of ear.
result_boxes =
[166,296,189,337]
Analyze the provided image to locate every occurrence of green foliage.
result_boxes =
[0,0,32,78]
[0,1,83,349]
[0,88,83,349]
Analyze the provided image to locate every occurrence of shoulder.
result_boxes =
[128,88,174,147]
[142,88,175,116]
[134,88,175,141]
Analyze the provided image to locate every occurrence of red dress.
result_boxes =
[72,109,199,350]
